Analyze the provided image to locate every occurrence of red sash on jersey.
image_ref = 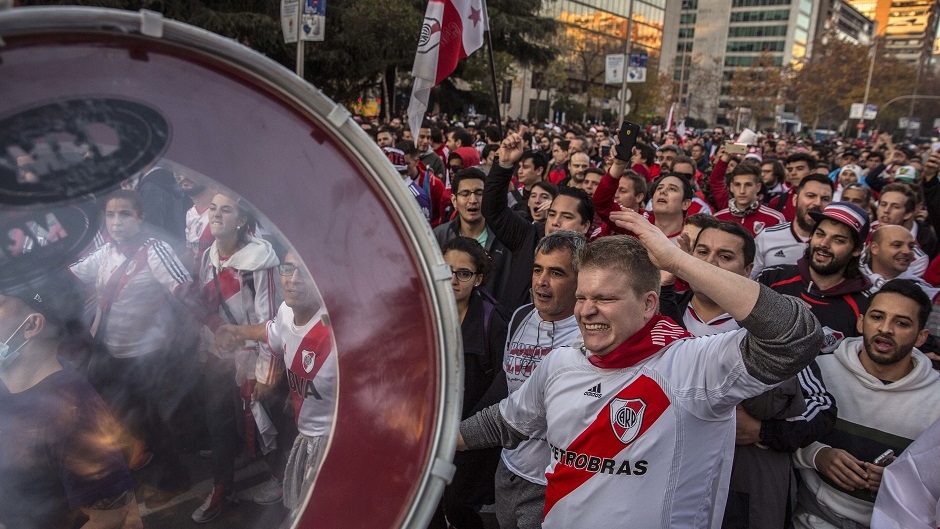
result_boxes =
[588,315,691,369]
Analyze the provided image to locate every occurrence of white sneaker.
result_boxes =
[245,478,283,505]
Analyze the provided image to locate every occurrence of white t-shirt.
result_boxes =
[263,304,337,438]
[502,306,581,485]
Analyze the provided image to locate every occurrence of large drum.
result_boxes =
[0,7,461,528]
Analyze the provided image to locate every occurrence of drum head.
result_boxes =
[0,7,460,529]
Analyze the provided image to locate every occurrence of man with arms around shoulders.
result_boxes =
[457,212,822,528]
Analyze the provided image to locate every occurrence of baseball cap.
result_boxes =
[838,164,863,181]
[0,268,84,328]
[894,165,918,183]
[808,202,871,244]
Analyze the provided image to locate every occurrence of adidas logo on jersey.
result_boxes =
[774,250,786,257]
[583,383,602,398]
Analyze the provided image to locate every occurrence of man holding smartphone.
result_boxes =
[792,279,940,529]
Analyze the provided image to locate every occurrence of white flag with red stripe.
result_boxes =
[665,102,676,132]
[408,0,488,136]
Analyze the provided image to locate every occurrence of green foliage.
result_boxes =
[17,0,558,115]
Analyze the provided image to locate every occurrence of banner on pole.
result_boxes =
[627,52,647,83]
[281,0,299,44]
[606,54,625,85]
[301,0,326,41]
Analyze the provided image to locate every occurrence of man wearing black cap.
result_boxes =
[0,271,142,529]
[759,202,874,355]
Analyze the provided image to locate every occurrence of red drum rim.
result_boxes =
[0,7,462,529]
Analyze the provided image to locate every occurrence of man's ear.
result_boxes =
[22,313,46,340]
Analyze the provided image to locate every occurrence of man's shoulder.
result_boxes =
[756,204,787,222]
[757,264,801,286]
[759,222,792,236]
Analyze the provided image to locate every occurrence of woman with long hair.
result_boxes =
[192,192,283,523]
[430,237,510,529]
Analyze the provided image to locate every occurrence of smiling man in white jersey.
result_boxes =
[458,210,822,528]
[214,251,336,513]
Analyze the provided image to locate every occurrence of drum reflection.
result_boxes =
[1,7,460,529]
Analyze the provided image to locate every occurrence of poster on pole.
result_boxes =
[849,103,864,119]
[627,52,648,84]
[606,54,625,85]
[863,104,877,120]
[301,0,326,41]
[281,0,299,44]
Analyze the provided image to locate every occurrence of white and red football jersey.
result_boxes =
[751,222,807,279]
[714,205,786,237]
[263,304,337,438]
[185,205,214,262]
[683,305,739,337]
[500,329,775,528]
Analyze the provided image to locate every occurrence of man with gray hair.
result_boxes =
[458,211,822,528]
[493,230,586,529]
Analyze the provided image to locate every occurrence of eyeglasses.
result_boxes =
[455,190,484,198]
[277,264,304,276]
[450,268,479,282]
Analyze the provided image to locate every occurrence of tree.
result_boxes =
[19,0,559,118]
[787,32,918,132]
[727,51,786,129]
[683,54,722,122]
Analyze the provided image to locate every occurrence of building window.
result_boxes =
[724,55,784,67]
[679,27,695,38]
[729,9,790,22]
[726,40,785,52]
[682,0,698,10]
[727,25,788,37]
[731,0,791,6]
[680,13,697,24]
[677,41,694,52]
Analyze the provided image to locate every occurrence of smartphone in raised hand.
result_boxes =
[615,121,641,162]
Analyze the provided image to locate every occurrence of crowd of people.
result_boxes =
[0,167,336,527]
[365,115,940,529]
[3,110,940,529]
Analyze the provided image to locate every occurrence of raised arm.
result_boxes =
[708,145,731,211]
[593,145,629,227]
[610,209,822,383]
[482,132,536,252]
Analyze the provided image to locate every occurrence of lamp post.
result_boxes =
[617,0,634,127]
[859,37,876,137]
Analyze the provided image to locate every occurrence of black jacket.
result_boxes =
[482,161,545,311]
[758,259,872,353]
[433,219,513,305]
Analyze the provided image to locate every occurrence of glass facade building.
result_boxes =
[661,0,821,126]
[506,0,667,121]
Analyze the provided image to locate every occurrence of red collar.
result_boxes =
[588,315,691,369]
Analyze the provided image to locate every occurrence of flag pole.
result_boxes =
[482,1,503,137]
